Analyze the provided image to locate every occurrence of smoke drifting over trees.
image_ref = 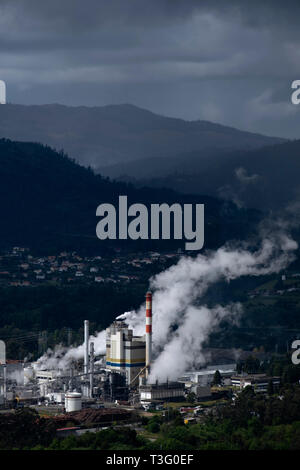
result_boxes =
[37,215,298,381]
[120,218,298,381]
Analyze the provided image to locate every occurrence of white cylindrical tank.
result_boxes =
[65,391,82,413]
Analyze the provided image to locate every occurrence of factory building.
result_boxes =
[231,374,280,393]
[0,320,129,408]
[0,291,153,408]
[139,381,185,403]
[103,371,129,402]
[46,392,65,404]
[106,321,146,385]
[105,291,186,406]
[0,358,24,403]
[105,291,153,387]
[34,369,58,383]
[179,364,236,387]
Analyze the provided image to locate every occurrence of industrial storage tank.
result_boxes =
[65,391,82,413]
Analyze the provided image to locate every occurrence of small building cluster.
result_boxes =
[0,247,180,287]
[231,374,280,393]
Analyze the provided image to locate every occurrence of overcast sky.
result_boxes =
[1,0,300,138]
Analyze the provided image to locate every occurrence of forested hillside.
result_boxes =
[0,138,261,254]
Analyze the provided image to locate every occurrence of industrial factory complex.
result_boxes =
[0,291,280,419]
[0,292,187,413]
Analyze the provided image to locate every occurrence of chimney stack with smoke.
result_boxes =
[145,291,152,378]
[84,320,89,375]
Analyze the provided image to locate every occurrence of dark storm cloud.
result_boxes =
[3,0,299,32]
[0,0,300,137]
[0,0,200,31]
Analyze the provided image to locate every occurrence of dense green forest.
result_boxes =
[0,138,261,254]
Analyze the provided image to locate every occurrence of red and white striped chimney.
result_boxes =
[145,291,152,377]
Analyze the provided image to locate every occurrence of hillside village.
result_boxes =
[0,247,180,288]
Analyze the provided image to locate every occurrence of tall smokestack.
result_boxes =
[84,320,89,375]
[145,291,152,378]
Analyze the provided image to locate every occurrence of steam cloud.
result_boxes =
[120,220,297,381]
[36,217,298,382]
[35,330,106,371]
[235,167,260,184]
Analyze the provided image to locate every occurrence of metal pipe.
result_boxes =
[3,365,6,402]
[89,342,94,398]
[145,291,152,379]
[84,320,89,375]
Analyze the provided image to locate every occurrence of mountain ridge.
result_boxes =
[0,103,285,169]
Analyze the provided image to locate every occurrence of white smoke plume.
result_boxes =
[119,222,298,382]
[35,217,298,380]
[35,330,106,371]
[7,369,24,385]
[235,167,260,184]
[147,303,243,382]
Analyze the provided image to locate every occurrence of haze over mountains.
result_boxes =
[111,140,300,211]
[0,103,284,169]
[0,102,298,212]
